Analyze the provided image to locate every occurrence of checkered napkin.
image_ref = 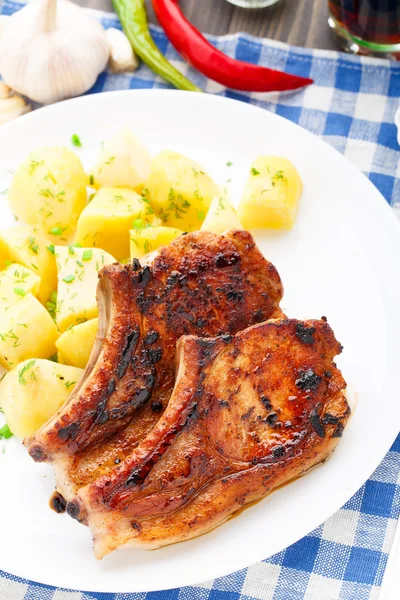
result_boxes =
[1,1,400,598]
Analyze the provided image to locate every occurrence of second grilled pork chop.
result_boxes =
[74,318,349,558]
[25,230,284,503]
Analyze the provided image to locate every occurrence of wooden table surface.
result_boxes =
[77,0,338,51]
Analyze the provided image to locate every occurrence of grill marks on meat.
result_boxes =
[74,318,348,558]
[25,230,284,499]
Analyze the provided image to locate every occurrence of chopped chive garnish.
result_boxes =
[71,134,82,148]
[47,244,55,255]
[89,174,94,186]
[49,227,63,236]
[251,167,261,176]
[63,274,75,283]
[76,260,84,267]
[0,424,13,439]
[13,288,26,297]
[50,291,58,304]
[82,249,92,261]
[68,245,75,255]
[18,359,36,385]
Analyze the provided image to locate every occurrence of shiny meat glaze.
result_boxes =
[25,230,284,500]
[75,318,349,558]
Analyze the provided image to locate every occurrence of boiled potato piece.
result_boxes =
[57,317,98,368]
[76,187,149,260]
[56,246,115,333]
[0,263,41,308]
[238,157,303,230]
[146,151,220,231]
[201,195,243,234]
[0,225,56,303]
[0,293,59,369]
[130,223,183,259]
[89,129,151,191]
[8,146,87,244]
[0,359,82,437]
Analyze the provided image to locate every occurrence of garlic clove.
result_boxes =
[0,0,110,105]
[106,27,139,74]
[0,85,31,126]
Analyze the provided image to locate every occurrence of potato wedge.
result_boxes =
[56,317,98,368]
[8,146,87,244]
[0,359,82,438]
[0,263,41,308]
[0,225,56,303]
[56,246,115,333]
[130,223,183,259]
[201,195,243,234]
[89,129,151,191]
[238,157,303,230]
[76,187,149,260]
[0,293,59,369]
[146,150,220,231]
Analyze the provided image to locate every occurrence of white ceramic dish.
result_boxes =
[0,90,400,594]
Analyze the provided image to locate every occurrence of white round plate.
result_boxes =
[0,90,399,594]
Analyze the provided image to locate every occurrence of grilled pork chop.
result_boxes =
[25,230,284,503]
[72,318,349,558]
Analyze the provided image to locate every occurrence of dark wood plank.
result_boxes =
[75,0,338,51]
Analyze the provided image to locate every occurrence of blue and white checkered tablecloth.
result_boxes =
[0,1,400,599]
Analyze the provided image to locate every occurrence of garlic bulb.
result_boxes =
[106,28,139,74]
[0,83,31,126]
[0,0,110,104]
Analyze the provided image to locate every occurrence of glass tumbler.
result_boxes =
[328,0,400,57]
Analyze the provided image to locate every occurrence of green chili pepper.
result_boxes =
[112,0,201,92]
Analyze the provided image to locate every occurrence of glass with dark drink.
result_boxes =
[328,0,400,57]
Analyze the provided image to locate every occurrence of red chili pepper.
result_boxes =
[152,0,313,92]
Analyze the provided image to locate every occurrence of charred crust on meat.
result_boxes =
[131,258,141,271]
[66,499,81,520]
[241,407,254,421]
[265,412,279,427]
[149,348,163,364]
[151,401,163,412]
[295,368,322,392]
[260,396,272,411]
[273,445,285,458]
[321,315,327,322]
[114,458,121,464]
[226,289,243,302]
[126,470,144,487]
[50,492,67,513]
[144,331,159,345]
[324,370,333,378]
[166,271,180,289]
[118,330,139,379]
[196,318,207,328]
[253,309,264,322]
[295,323,316,345]
[215,252,240,268]
[322,413,339,425]
[309,407,325,438]
[131,521,142,532]
[58,422,80,441]
[137,266,151,286]
[221,333,232,343]
[28,443,46,462]
[106,379,116,397]
[332,422,344,438]
[219,400,230,408]
[132,387,153,407]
